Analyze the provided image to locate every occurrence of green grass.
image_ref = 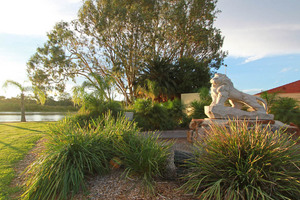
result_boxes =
[0,122,49,200]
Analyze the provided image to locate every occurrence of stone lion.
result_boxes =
[209,73,267,113]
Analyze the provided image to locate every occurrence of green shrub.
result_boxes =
[22,112,130,200]
[270,97,300,126]
[22,112,172,199]
[71,100,122,127]
[181,120,300,199]
[133,98,186,130]
[116,132,172,193]
[190,100,207,119]
[164,98,187,126]
[261,93,300,126]
[190,87,211,119]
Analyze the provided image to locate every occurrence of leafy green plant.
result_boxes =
[133,98,186,130]
[70,99,122,128]
[181,120,300,199]
[22,112,171,199]
[270,97,300,126]
[260,92,300,126]
[190,87,212,119]
[22,117,114,200]
[116,131,172,193]
[260,91,278,113]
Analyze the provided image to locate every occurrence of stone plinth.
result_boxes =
[204,105,274,120]
[187,118,300,143]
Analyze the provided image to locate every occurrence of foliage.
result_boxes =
[173,57,212,94]
[27,0,226,103]
[190,87,212,119]
[0,97,77,112]
[270,97,300,126]
[260,92,300,126]
[71,100,122,128]
[135,57,212,101]
[133,98,187,130]
[116,131,172,193]
[0,122,48,200]
[2,80,32,122]
[22,116,115,200]
[135,57,177,101]
[181,120,300,199]
[260,91,278,113]
[23,112,171,199]
[71,85,122,127]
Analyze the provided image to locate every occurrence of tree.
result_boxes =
[71,73,115,111]
[2,81,47,122]
[135,57,177,102]
[173,57,212,94]
[260,91,278,113]
[2,80,30,122]
[27,0,226,104]
[135,56,212,101]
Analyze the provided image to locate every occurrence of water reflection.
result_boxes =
[0,112,69,122]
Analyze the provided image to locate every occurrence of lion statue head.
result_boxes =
[210,73,233,88]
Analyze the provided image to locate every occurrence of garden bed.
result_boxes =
[11,138,195,200]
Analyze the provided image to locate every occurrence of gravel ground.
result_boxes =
[73,169,194,200]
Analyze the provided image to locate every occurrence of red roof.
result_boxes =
[256,80,300,95]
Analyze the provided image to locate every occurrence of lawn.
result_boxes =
[0,122,50,200]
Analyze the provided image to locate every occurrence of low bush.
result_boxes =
[71,100,122,127]
[22,112,172,199]
[190,87,211,119]
[270,97,300,127]
[181,120,300,199]
[22,118,114,200]
[261,92,300,127]
[116,132,172,193]
[132,98,186,130]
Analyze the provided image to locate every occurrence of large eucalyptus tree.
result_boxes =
[27,0,226,104]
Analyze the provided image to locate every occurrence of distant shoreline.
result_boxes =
[0,111,76,115]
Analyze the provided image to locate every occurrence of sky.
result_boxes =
[0,0,299,99]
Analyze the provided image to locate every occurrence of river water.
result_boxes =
[0,112,69,122]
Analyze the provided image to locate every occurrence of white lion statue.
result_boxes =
[205,73,274,120]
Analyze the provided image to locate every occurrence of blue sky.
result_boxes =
[0,0,299,98]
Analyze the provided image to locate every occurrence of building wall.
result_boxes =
[181,93,200,106]
[276,93,300,104]
[181,93,200,115]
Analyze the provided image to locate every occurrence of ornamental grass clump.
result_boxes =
[181,120,300,200]
[22,112,136,200]
[21,118,113,200]
[116,132,172,193]
[22,112,172,199]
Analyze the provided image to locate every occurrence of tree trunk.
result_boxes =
[21,93,26,122]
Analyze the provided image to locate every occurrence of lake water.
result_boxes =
[0,112,69,122]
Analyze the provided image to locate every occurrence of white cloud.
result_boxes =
[0,0,81,36]
[280,67,292,73]
[216,0,300,59]
[241,88,264,95]
[244,55,264,63]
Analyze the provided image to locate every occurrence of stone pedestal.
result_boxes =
[187,118,299,143]
[204,105,274,120]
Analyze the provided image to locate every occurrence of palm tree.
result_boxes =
[2,80,30,122]
[135,57,177,102]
